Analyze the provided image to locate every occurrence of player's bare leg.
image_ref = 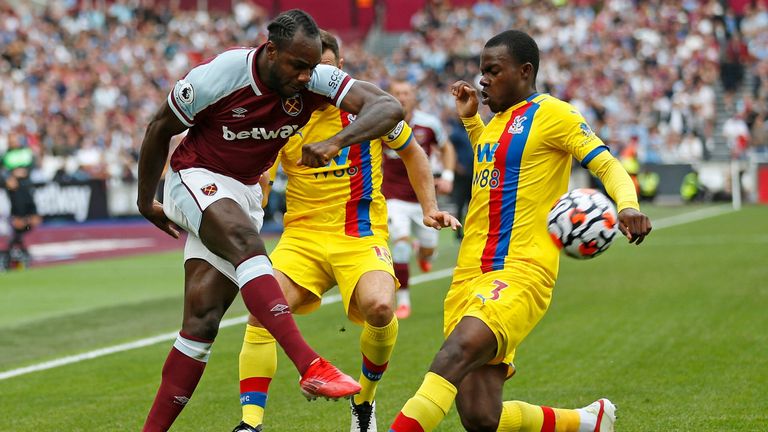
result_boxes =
[455,364,507,431]
[197,198,324,376]
[390,318,616,432]
[143,260,238,432]
[460,374,616,431]
[389,317,496,432]
[348,270,399,432]
[459,365,617,432]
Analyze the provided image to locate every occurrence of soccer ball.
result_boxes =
[547,188,618,259]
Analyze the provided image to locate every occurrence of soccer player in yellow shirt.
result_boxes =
[388,30,652,432]
[232,31,459,432]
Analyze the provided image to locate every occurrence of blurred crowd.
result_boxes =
[347,0,768,167]
[1,0,767,185]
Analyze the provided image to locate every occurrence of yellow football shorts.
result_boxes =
[443,263,554,376]
[271,228,398,324]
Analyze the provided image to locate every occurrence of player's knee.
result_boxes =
[458,408,499,432]
[221,224,266,261]
[391,239,411,263]
[360,297,395,326]
[183,307,224,340]
[430,341,475,382]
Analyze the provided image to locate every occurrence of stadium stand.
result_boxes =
[0,0,765,205]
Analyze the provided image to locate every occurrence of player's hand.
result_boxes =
[435,178,453,195]
[299,140,340,168]
[139,200,180,239]
[423,210,462,231]
[450,80,479,118]
[618,208,652,245]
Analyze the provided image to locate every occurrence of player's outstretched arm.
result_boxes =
[587,152,652,244]
[137,101,188,238]
[399,142,461,231]
[300,81,403,167]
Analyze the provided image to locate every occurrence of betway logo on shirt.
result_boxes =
[222,125,299,140]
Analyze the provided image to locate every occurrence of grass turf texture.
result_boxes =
[0,204,766,431]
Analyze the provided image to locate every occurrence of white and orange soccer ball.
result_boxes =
[547,188,618,259]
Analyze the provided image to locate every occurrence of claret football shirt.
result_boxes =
[168,44,355,185]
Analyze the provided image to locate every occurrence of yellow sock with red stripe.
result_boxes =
[389,372,457,432]
[354,317,399,405]
[498,401,582,431]
[239,325,277,428]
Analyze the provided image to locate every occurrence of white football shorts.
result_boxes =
[386,198,439,248]
[163,167,264,283]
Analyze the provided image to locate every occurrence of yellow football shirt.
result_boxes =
[271,105,413,237]
[457,93,636,282]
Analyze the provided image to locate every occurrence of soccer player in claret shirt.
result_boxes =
[136,9,408,432]
[388,30,652,432]
[231,30,459,432]
[383,80,457,319]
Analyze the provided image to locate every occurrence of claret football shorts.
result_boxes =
[163,167,265,282]
[271,228,398,324]
[443,263,554,377]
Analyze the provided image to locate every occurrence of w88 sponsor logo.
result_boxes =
[472,168,501,188]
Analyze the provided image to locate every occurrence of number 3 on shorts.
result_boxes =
[476,280,508,304]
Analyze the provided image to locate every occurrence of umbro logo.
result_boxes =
[173,396,190,406]
[232,107,247,118]
[270,303,290,316]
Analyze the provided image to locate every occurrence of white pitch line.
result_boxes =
[650,204,735,231]
[0,205,736,381]
[0,268,455,381]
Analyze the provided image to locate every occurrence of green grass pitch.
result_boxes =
[0,204,766,431]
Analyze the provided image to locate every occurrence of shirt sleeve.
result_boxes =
[382,121,414,151]
[586,151,640,212]
[461,113,486,148]
[307,64,357,107]
[167,49,251,128]
[550,102,610,165]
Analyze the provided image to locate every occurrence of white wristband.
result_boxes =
[440,170,455,182]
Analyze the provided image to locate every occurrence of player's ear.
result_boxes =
[338,57,344,69]
[520,62,533,80]
[266,40,278,60]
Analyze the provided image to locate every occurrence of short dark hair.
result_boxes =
[267,9,320,49]
[319,29,340,62]
[486,30,539,82]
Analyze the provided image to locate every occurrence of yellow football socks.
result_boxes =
[498,400,581,431]
[354,317,399,404]
[239,324,277,428]
[393,372,457,431]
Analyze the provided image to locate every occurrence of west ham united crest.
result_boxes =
[201,183,218,196]
[282,95,303,116]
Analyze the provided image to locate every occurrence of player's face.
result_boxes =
[478,45,531,113]
[390,82,416,115]
[266,32,322,98]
